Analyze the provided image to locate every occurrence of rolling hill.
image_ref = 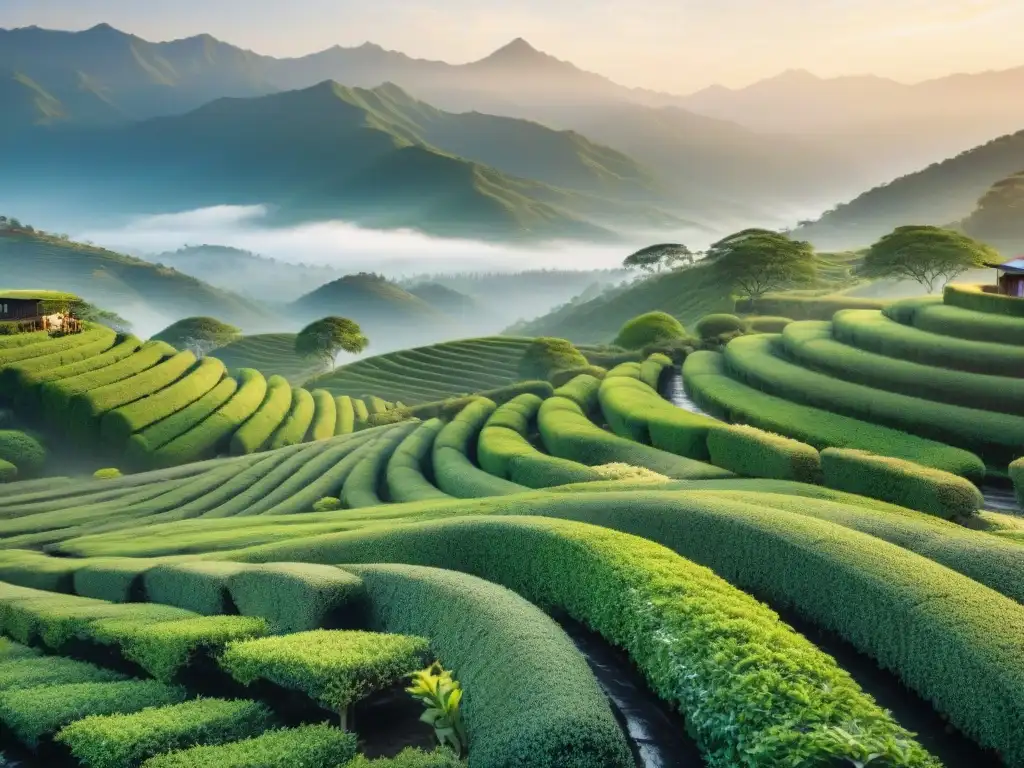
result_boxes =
[795,129,1024,250]
[960,170,1024,252]
[5,80,678,241]
[0,228,280,334]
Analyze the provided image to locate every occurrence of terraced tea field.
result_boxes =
[0,307,1021,768]
[211,334,326,385]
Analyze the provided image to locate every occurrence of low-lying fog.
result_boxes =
[73,205,696,275]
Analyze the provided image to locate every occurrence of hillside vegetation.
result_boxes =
[211,334,326,385]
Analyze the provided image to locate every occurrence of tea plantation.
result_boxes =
[0,305,1020,768]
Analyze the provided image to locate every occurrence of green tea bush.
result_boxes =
[342,421,419,508]
[0,327,118,396]
[782,320,1024,416]
[598,371,715,460]
[0,639,40,661]
[0,656,125,692]
[153,368,267,467]
[386,418,451,503]
[229,375,292,455]
[820,449,984,519]
[683,351,986,479]
[227,563,365,633]
[537,394,730,480]
[352,398,369,425]
[89,615,270,682]
[308,389,337,441]
[734,294,886,320]
[244,519,936,768]
[100,357,226,446]
[552,373,600,412]
[0,549,90,591]
[137,724,355,768]
[342,748,462,768]
[11,597,192,650]
[312,496,341,512]
[93,468,122,480]
[0,431,46,477]
[143,562,251,615]
[389,382,554,425]
[72,559,154,602]
[613,311,686,350]
[549,365,606,388]
[335,395,356,434]
[743,315,793,333]
[0,680,187,747]
[725,333,1024,466]
[267,387,314,450]
[218,630,430,715]
[912,303,1024,345]
[945,282,1024,317]
[518,337,587,380]
[56,697,277,768]
[695,313,746,340]
[0,460,15,483]
[638,353,672,390]
[706,423,821,483]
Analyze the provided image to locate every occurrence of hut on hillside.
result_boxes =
[985,259,1024,298]
[0,291,83,333]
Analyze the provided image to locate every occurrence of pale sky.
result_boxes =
[2,0,1023,93]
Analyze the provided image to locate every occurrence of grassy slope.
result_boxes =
[212,334,324,385]
[0,232,278,331]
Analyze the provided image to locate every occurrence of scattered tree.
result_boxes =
[518,337,588,381]
[295,316,368,371]
[153,317,241,354]
[859,225,999,293]
[708,229,817,307]
[622,243,695,274]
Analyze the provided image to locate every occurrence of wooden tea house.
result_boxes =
[0,291,83,333]
[986,259,1024,298]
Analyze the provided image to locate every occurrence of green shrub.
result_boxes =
[137,724,356,768]
[0,460,15,483]
[89,615,270,682]
[342,748,462,768]
[229,375,292,455]
[707,423,821,483]
[218,630,430,718]
[639,352,672,390]
[0,327,119,397]
[73,559,154,603]
[538,395,731,480]
[613,311,686,350]
[152,368,267,467]
[725,333,1024,467]
[0,656,125,692]
[335,396,356,434]
[101,357,226,447]
[695,313,746,340]
[518,337,587,380]
[227,563,365,633]
[94,468,122,480]
[0,680,187,747]
[267,387,314,450]
[386,418,451,503]
[352,398,369,425]
[0,639,40,661]
[388,382,554,425]
[548,365,606,389]
[734,294,886,319]
[308,389,337,441]
[0,431,46,477]
[743,315,793,333]
[56,697,277,768]
[342,421,420,508]
[591,463,670,482]
[312,496,341,512]
[683,350,986,479]
[241,519,936,768]
[945,283,1024,317]
[912,302,1024,345]
[820,449,984,519]
[0,549,89,592]
[143,562,251,615]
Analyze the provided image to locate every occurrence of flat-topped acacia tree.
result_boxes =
[860,225,1000,293]
[296,317,368,372]
[707,229,818,309]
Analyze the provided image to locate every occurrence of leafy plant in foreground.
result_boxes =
[407,662,466,756]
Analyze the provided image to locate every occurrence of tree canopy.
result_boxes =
[295,316,368,371]
[707,230,817,303]
[622,243,694,274]
[153,317,241,355]
[859,225,999,293]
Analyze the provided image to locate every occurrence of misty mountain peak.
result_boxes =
[478,37,554,67]
[85,23,123,35]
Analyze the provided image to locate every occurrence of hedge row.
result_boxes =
[229,375,292,455]
[138,724,355,768]
[782,320,1024,416]
[342,421,420,508]
[308,389,337,441]
[682,351,986,479]
[478,394,604,488]
[945,283,1024,317]
[912,302,1024,346]
[820,449,984,519]
[155,368,267,467]
[41,341,175,424]
[0,325,113,367]
[352,398,369,425]
[834,309,1024,377]
[371,381,554,427]
[0,326,117,395]
[725,333,1024,466]
[386,418,451,504]
[237,518,937,767]
[734,294,886,319]
[638,352,672,390]
[335,396,356,435]
[707,423,821,483]
[125,376,240,468]
[70,351,197,440]
[101,357,227,446]
[552,373,601,413]
[537,389,731,480]
[431,399,528,498]
[57,697,278,768]
[0,460,15,483]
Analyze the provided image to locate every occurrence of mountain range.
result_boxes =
[4,23,1024,242]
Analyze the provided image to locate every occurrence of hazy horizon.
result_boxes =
[3,0,1022,93]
